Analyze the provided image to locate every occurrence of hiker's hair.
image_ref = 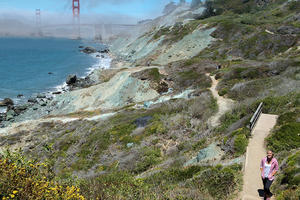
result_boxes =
[267,150,274,155]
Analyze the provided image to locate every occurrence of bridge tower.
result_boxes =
[35,9,42,36]
[72,0,80,39]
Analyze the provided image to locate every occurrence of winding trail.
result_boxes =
[241,114,278,200]
[206,74,279,199]
[207,74,234,127]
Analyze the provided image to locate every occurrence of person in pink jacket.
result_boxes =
[260,150,279,200]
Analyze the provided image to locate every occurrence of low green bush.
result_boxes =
[192,138,207,151]
[145,165,205,185]
[273,151,300,200]
[193,164,242,199]
[267,122,300,152]
[133,147,162,174]
[80,171,154,200]
[234,134,248,156]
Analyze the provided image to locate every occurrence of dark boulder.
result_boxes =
[14,104,30,115]
[98,48,109,54]
[37,93,46,99]
[48,72,53,75]
[66,74,77,85]
[79,46,84,48]
[81,47,97,54]
[28,97,38,104]
[52,91,62,95]
[0,98,14,107]
[17,94,24,98]
[68,76,95,90]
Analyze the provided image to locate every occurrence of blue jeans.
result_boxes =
[262,178,273,199]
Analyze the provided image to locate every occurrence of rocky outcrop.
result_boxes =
[66,74,77,85]
[0,98,14,107]
[81,47,97,54]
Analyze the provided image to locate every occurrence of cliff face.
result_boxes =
[0,1,299,199]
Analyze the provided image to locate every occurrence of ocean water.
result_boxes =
[0,37,109,110]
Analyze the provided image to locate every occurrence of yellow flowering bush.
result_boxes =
[0,150,85,200]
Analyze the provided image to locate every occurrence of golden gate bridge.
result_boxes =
[35,0,136,40]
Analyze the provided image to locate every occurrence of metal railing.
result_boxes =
[249,102,263,131]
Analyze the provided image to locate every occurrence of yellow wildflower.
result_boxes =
[13,191,18,194]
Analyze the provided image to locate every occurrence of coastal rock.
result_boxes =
[17,94,24,98]
[6,109,16,121]
[79,46,84,48]
[66,74,77,85]
[52,91,62,95]
[40,102,47,107]
[28,97,38,104]
[81,47,97,54]
[68,76,96,90]
[98,48,109,54]
[37,94,46,99]
[0,98,14,107]
[14,104,30,115]
[0,113,5,122]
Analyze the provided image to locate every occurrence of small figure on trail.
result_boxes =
[260,150,279,200]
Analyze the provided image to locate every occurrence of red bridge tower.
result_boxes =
[72,0,80,39]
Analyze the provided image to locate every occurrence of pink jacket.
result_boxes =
[260,157,279,181]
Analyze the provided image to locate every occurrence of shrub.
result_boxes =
[277,110,300,125]
[234,134,248,156]
[193,164,242,199]
[287,0,300,11]
[145,120,167,135]
[133,147,162,174]
[219,88,228,96]
[267,122,300,152]
[273,151,300,200]
[192,139,207,151]
[145,165,205,185]
[0,150,84,200]
[79,171,154,200]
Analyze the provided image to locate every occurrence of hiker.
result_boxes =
[260,150,279,200]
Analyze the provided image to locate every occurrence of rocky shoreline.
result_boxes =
[0,45,111,128]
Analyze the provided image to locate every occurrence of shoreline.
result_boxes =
[0,43,112,126]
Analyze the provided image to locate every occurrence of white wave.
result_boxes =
[86,53,112,76]
[0,107,6,114]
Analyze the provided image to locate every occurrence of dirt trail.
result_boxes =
[207,74,234,127]
[242,114,278,200]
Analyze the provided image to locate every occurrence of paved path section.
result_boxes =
[242,114,278,200]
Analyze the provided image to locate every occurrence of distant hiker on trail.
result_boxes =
[260,150,279,200]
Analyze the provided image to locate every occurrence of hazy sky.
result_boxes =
[0,0,191,18]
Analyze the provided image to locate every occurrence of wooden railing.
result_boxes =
[249,102,263,131]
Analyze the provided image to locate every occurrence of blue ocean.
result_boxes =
[0,37,105,106]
